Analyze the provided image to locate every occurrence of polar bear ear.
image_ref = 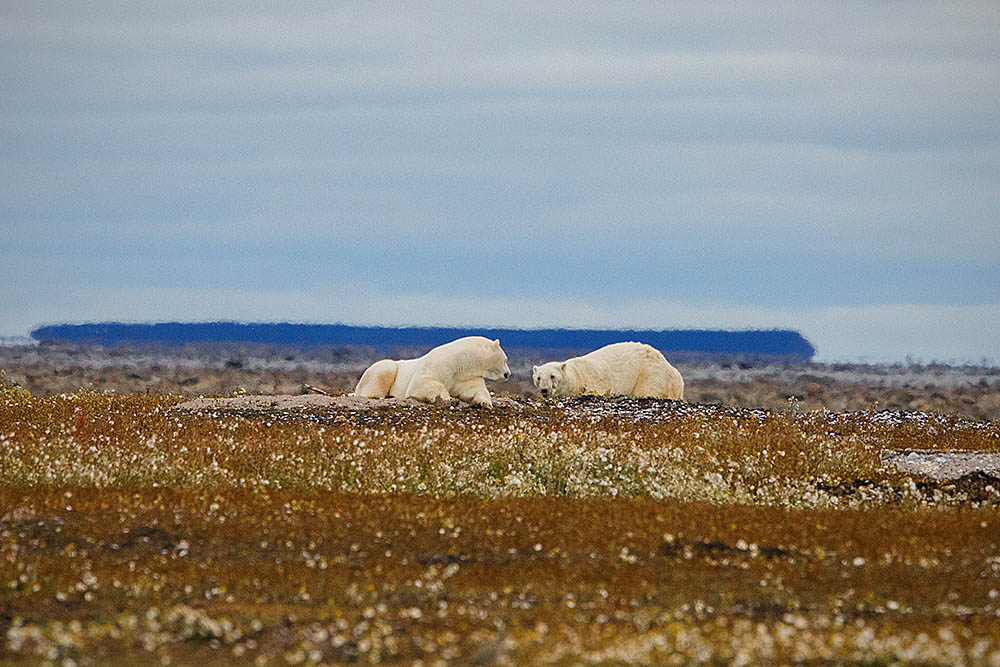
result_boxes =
[532,365,538,373]
[559,362,567,373]
[492,338,501,347]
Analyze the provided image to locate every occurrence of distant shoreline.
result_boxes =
[30,321,816,361]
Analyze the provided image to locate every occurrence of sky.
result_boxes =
[2,2,999,363]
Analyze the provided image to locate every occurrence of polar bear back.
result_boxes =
[410,336,500,391]
[564,342,683,399]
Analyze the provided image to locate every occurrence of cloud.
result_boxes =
[1,2,998,361]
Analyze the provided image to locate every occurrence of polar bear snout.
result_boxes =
[483,361,511,382]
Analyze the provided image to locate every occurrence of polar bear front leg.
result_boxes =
[406,377,453,404]
[454,377,493,408]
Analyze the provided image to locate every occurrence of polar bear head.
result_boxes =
[532,361,565,397]
[482,338,512,381]
[438,336,510,382]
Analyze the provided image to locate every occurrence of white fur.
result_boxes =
[532,342,684,399]
[354,336,511,407]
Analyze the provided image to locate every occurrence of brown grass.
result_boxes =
[3,389,1000,664]
[4,489,1000,665]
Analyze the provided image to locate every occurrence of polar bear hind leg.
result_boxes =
[406,376,453,404]
[631,365,658,398]
[632,364,676,399]
[354,359,398,398]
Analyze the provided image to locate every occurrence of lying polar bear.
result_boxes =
[532,342,683,399]
[354,336,511,407]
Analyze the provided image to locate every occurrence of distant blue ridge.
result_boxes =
[30,322,815,360]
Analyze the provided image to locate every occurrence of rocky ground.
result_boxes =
[3,342,1000,420]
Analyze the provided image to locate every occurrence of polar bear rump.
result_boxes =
[354,336,511,407]
[532,342,683,399]
[353,359,398,399]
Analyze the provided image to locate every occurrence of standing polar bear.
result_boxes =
[532,342,684,399]
[354,336,511,407]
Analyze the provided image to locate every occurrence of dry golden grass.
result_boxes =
[2,391,998,502]
[4,489,1000,665]
[3,389,1000,664]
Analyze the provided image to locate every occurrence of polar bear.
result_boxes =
[354,336,511,407]
[532,342,683,399]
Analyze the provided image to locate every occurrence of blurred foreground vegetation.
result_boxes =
[3,390,1000,664]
